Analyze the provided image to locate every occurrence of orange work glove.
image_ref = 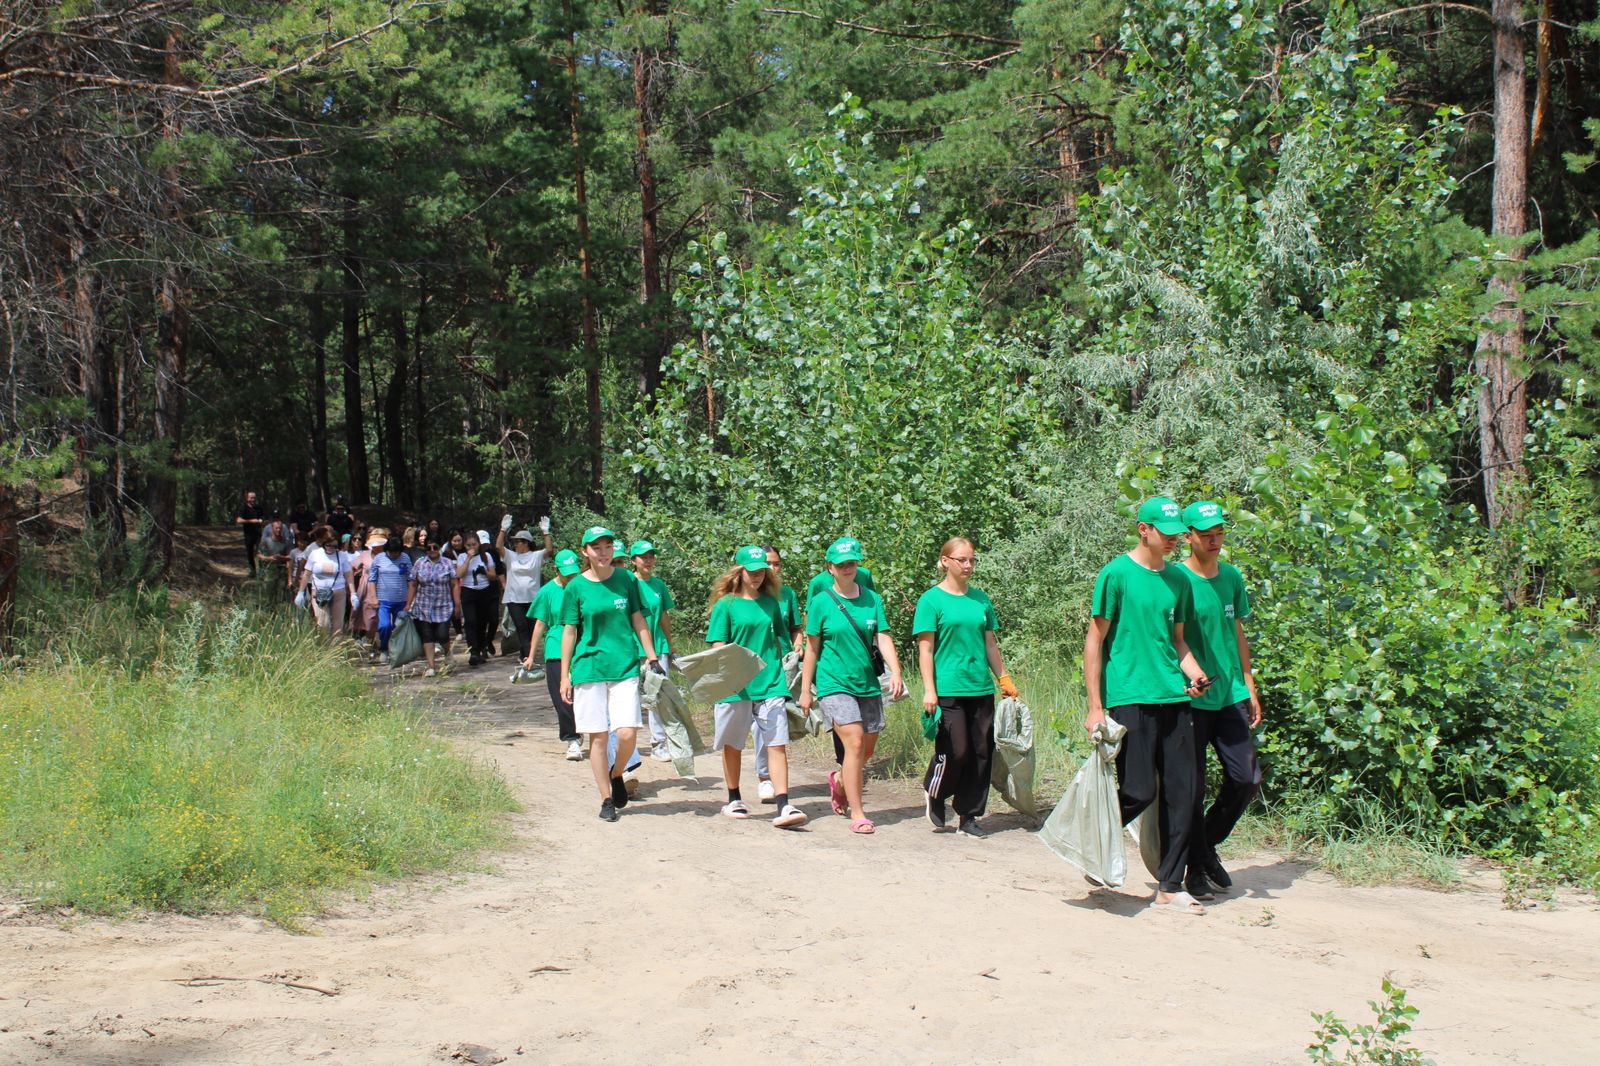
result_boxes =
[998,673,1019,699]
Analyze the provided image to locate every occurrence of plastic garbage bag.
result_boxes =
[388,612,423,669]
[642,669,705,778]
[783,650,802,699]
[1126,781,1164,879]
[498,605,516,641]
[672,644,764,706]
[1038,716,1129,887]
[990,695,1038,817]
[784,698,828,738]
[879,670,909,703]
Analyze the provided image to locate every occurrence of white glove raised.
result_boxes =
[538,516,551,534]
[500,513,513,532]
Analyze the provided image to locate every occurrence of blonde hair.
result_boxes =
[708,564,778,606]
[401,526,417,548]
[937,536,974,573]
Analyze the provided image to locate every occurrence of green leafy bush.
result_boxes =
[1308,979,1435,1066]
[1232,396,1595,860]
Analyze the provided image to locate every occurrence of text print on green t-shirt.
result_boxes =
[560,570,645,685]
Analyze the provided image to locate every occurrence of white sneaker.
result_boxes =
[758,779,776,803]
[651,746,673,762]
[564,740,584,762]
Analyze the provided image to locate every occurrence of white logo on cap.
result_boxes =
[1163,503,1179,517]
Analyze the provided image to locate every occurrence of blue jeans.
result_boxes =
[606,731,643,773]
[377,600,408,651]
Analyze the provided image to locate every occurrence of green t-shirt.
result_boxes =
[528,579,568,663]
[1178,562,1252,711]
[706,594,789,701]
[911,585,999,698]
[637,574,675,655]
[560,570,646,684]
[805,585,889,699]
[1090,554,1195,708]
[777,585,802,634]
[805,566,874,609]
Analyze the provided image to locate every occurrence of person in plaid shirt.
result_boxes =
[406,539,461,677]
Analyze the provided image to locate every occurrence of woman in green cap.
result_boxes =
[629,538,676,759]
[707,546,808,829]
[914,536,1019,838]
[797,537,906,834]
[560,527,661,822]
[527,548,586,761]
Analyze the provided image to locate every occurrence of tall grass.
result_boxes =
[0,556,516,924]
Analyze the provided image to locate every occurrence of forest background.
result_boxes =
[2,0,1599,887]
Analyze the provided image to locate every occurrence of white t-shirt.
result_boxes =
[307,546,351,591]
[501,548,546,602]
[459,550,496,591]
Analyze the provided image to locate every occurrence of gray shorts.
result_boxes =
[818,692,885,734]
[714,696,789,750]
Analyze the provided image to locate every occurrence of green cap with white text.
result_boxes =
[629,539,657,557]
[555,549,582,576]
[1136,497,1187,536]
[735,545,769,572]
[825,536,864,564]
[1183,500,1227,531]
[581,525,616,546]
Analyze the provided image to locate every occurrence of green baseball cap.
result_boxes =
[734,545,769,572]
[629,539,657,557]
[1183,500,1227,531]
[825,536,864,564]
[580,525,616,546]
[1136,497,1187,536]
[555,549,582,576]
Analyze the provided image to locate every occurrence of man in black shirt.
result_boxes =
[233,490,265,576]
[288,501,317,542]
[328,496,356,539]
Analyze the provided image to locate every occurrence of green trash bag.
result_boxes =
[642,669,706,779]
[990,695,1038,818]
[498,605,516,641]
[673,644,764,706]
[1038,716,1128,887]
[388,613,424,670]
[783,650,803,699]
[1126,780,1164,879]
[785,698,828,738]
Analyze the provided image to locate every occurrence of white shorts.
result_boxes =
[713,696,789,751]
[573,676,643,735]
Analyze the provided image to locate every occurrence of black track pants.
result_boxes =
[1192,700,1261,866]
[922,694,996,819]
[1109,702,1202,894]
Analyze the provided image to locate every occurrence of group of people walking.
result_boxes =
[235,489,1263,911]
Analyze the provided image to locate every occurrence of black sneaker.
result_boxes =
[610,775,629,809]
[1185,874,1217,901]
[957,817,986,838]
[925,791,947,830]
[1202,851,1234,890]
[598,799,618,822]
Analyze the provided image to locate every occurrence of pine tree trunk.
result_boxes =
[1474,0,1530,530]
[306,241,334,510]
[70,225,124,547]
[385,306,414,508]
[341,197,371,505]
[568,3,605,513]
[0,481,17,658]
[633,1,669,401]
[145,30,187,577]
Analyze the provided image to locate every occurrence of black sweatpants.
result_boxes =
[504,600,533,661]
[545,657,579,742]
[244,533,261,576]
[922,694,996,819]
[1109,702,1202,894]
[460,585,498,658]
[1191,700,1262,866]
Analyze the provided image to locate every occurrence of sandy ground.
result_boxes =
[4,656,1600,1065]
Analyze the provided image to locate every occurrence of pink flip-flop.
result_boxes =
[850,818,875,835]
[827,771,847,816]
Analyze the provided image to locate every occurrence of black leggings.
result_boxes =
[545,657,579,742]
[922,694,996,819]
[460,585,498,657]
[504,600,533,661]
[1110,703,1202,894]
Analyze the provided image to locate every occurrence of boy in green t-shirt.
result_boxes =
[1178,501,1263,897]
[1083,497,1211,913]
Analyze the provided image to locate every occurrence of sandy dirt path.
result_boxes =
[4,663,1599,1065]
